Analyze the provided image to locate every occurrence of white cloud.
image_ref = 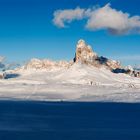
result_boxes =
[86,3,140,35]
[53,7,86,28]
[53,4,140,35]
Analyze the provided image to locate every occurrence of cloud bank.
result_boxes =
[53,4,140,35]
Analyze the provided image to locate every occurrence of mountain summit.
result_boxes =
[74,39,121,70]
[19,39,139,78]
[74,39,97,63]
[24,39,121,71]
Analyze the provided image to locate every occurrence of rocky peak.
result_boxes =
[74,39,97,63]
[77,39,87,49]
[74,39,121,70]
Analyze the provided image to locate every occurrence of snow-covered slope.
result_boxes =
[0,62,140,102]
[0,39,140,102]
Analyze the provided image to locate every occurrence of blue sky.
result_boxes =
[0,0,140,66]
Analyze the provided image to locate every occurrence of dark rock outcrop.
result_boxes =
[73,39,121,70]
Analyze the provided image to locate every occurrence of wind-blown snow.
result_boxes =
[0,63,140,102]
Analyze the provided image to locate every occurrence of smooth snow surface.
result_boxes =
[0,63,140,102]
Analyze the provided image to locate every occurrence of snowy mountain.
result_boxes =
[0,39,140,102]
[23,39,122,71]
[74,39,121,70]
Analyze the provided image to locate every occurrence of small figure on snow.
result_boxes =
[90,81,93,85]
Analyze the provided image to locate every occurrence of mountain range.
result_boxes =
[0,39,140,102]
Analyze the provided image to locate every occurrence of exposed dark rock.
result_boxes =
[74,39,121,70]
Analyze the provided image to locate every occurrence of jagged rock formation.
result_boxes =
[20,39,139,78]
[24,58,70,70]
[96,56,121,70]
[73,39,121,70]
[74,39,97,63]
[73,40,140,77]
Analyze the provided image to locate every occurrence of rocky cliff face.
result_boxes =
[24,58,70,70]
[24,39,121,71]
[74,39,97,63]
[21,39,140,78]
[73,39,121,70]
